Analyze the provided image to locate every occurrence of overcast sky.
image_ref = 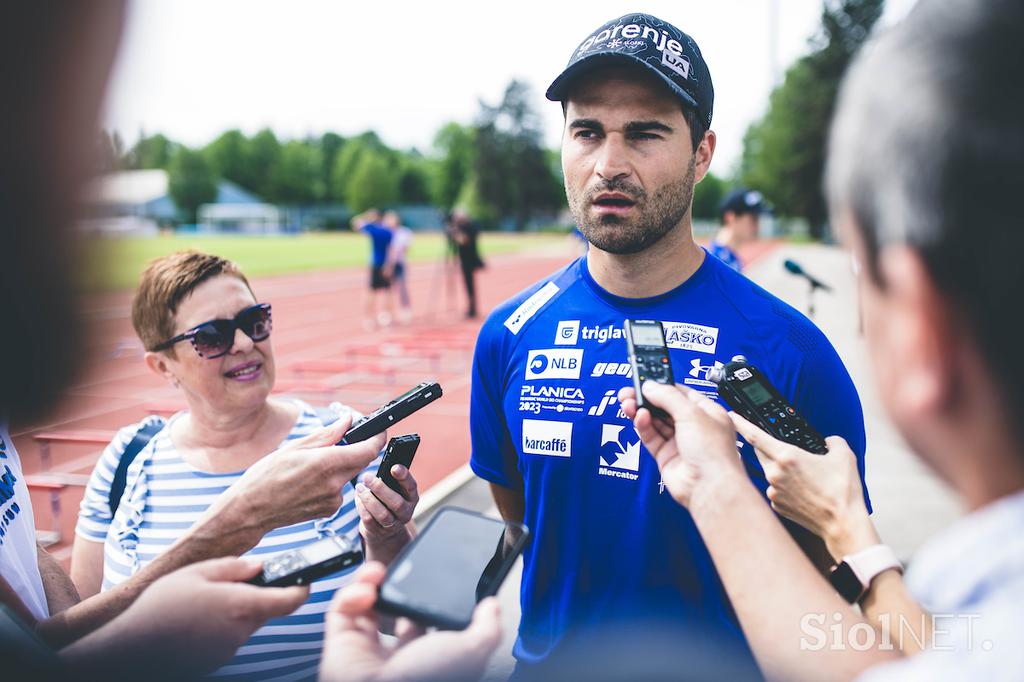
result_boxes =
[104,0,918,175]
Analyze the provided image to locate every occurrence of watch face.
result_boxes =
[829,562,864,604]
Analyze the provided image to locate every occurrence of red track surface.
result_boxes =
[14,239,777,568]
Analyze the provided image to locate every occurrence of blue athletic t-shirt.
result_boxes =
[708,240,742,271]
[469,251,869,674]
[363,223,393,267]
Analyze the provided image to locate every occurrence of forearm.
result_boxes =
[689,472,901,681]
[859,571,931,654]
[38,506,264,647]
[36,543,80,615]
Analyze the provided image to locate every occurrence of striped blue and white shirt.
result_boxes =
[76,401,379,681]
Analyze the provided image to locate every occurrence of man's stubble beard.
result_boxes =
[568,154,696,256]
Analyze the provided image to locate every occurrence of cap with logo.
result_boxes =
[546,13,714,130]
[719,188,766,217]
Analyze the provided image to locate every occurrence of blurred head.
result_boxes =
[826,0,1024,461]
[382,211,401,229]
[0,3,125,423]
[560,65,715,255]
[719,188,765,243]
[134,252,275,414]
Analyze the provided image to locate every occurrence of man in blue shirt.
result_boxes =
[709,187,766,272]
[469,12,869,679]
[352,209,395,327]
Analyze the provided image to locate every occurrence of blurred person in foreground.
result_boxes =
[620,0,1024,679]
[707,187,766,272]
[0,3,361,679]
[466,11,868,680]
[70,250,419,679]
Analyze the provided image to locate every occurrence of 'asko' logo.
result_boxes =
[591,361,633,378]
[554,320,580,345]
[526,349,583,381]
[663,322,719,355]
[522,419,573,457]
[599,424,641,480]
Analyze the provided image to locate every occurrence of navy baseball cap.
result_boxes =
[719,188,766,217]
[546,13,714,130]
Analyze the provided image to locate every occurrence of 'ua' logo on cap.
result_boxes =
[662,50,691,79]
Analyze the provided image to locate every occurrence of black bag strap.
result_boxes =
[108,418,165,516]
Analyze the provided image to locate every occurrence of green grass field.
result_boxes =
[83,232,565,291]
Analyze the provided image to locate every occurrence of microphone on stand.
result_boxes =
[784,259,832,292]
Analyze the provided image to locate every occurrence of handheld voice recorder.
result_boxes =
[249,535,363,587]
[708,357,828,455]
[377,434,420,497]
[340,381,442,445]
[624,319,674,418]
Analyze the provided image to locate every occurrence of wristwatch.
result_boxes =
[829,544,902,604]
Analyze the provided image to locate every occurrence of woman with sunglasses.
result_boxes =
[70,250,420,681]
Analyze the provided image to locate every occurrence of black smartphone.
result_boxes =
[376,507,530,630]
[710,357,828,455]
[249,535,363,587]
[377,434,420,497]
[340,381,442,444]
[624,319,674,418]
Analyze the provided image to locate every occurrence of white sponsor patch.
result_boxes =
[662,50,692,79]
[662,322,719,355]
[525,349,584,381]
[504,282,559,335]
[554,320,580,345]
[522,419,573,457]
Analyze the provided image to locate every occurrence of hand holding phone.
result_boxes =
[375,507,530,630]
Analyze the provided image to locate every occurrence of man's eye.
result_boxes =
[575,130,598,140]
[629,132,660,141]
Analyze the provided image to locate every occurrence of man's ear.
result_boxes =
[144,351,177,385]
[878,247,959,416]
[693,130,716,183]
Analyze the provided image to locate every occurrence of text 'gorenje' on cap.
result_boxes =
[545,13,714,130]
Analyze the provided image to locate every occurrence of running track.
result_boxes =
[13,239,778,567]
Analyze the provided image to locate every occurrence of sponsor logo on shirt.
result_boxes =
[663,322,719,355]
[580,324,625,343]
[588,389,626,419]
[554,320,580,345]
[504,282,560,335]
[591,361,633,378]
[522,419,573,457]
[598,424,641,480]
[684,358,724,388]
[519,385,586,415]
[525,349,584,381]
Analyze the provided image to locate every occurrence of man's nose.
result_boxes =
[594,136,632,183]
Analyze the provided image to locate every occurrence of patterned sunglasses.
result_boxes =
[153,303,272,359]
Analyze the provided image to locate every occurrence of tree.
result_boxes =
[740,0,884,238]
[271,140,324,204]
[345,152,399,213]
[125,133,177,170]
[320,132,346,201]
[331,132,388,204]
[432,122,476,210]
[247,128,282,201]
[204,130,254,192]
[168,148,218,223]
[473,80,563,229]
